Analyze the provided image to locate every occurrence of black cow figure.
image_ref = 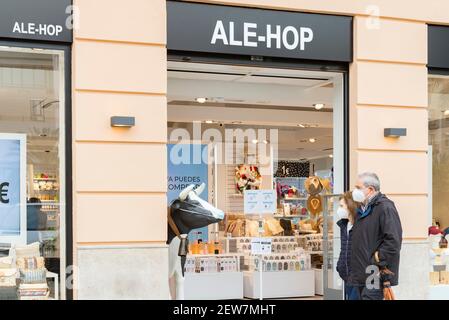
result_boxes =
[167,183,224,299]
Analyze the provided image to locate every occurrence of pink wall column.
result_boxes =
[72,0,169,299]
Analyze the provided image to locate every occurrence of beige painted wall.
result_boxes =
[351,16,428,239]
[72,0,168,298]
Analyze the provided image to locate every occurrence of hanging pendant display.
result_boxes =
[307,194,323,217]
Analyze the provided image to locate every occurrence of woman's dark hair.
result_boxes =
[340,191,359,222]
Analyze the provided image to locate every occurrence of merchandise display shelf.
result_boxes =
[243,270,315,299]
[184,272,244,300]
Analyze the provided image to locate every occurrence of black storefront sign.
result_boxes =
[0,0,72,43]
[167,1,352,62]
[429,25,449,69]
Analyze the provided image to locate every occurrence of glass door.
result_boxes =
[322,194,344,300]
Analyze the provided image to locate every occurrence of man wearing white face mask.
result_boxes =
[349,172,402,300]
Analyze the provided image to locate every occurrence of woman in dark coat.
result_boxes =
[336,191,358,300]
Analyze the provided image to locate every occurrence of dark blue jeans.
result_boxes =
[345,283,360,300]
[348,284,384,300]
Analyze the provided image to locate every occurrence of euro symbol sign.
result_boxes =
[0,182,9,204]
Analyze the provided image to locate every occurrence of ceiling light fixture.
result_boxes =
[262,140,268,144]
[205,120,214,124]
[314,103,325,110]
[298,124,306,128]
[444,109,449,116]
[329,154,333,158]
[252,139,259,144]
[309,138,317,143]
[196,97,207,104]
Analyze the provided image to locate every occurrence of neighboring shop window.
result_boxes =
[0,47,66,300]
[166,61,345,299]
[429,76,449,234]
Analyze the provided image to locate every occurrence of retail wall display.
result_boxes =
[235,165,262,194]
[167,184,225,300]
[274,161,310,178]
[275,177,309,218]
[0,134,26,245]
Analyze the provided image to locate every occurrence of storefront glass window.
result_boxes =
[166,61,345,299]
[0,47,66,300]
[429,76,449,232]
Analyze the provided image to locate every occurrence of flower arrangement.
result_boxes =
[235,164,262,193]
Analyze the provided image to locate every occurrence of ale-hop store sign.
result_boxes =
[0,0,73,42]
[167,1,352,62]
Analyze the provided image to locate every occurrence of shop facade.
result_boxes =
[2,0,449,300]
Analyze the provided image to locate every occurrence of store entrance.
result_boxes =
[167,59,346,300]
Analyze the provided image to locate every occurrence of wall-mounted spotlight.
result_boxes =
[111,116,135,128]
[384,128,406,138]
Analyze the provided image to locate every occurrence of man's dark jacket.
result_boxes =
[349,193,402,286]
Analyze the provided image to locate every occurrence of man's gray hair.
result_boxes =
[358,172,381,191]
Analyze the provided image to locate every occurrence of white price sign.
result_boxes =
[244,190,277,215]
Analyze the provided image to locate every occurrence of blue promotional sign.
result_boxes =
[167,144,209,242]
[0,134,26,244]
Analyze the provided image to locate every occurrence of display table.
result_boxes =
[184,272,243,300]
[314,268,323,295]
[243,270,315,299]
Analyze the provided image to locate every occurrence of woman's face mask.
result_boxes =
[336,207,349,220]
